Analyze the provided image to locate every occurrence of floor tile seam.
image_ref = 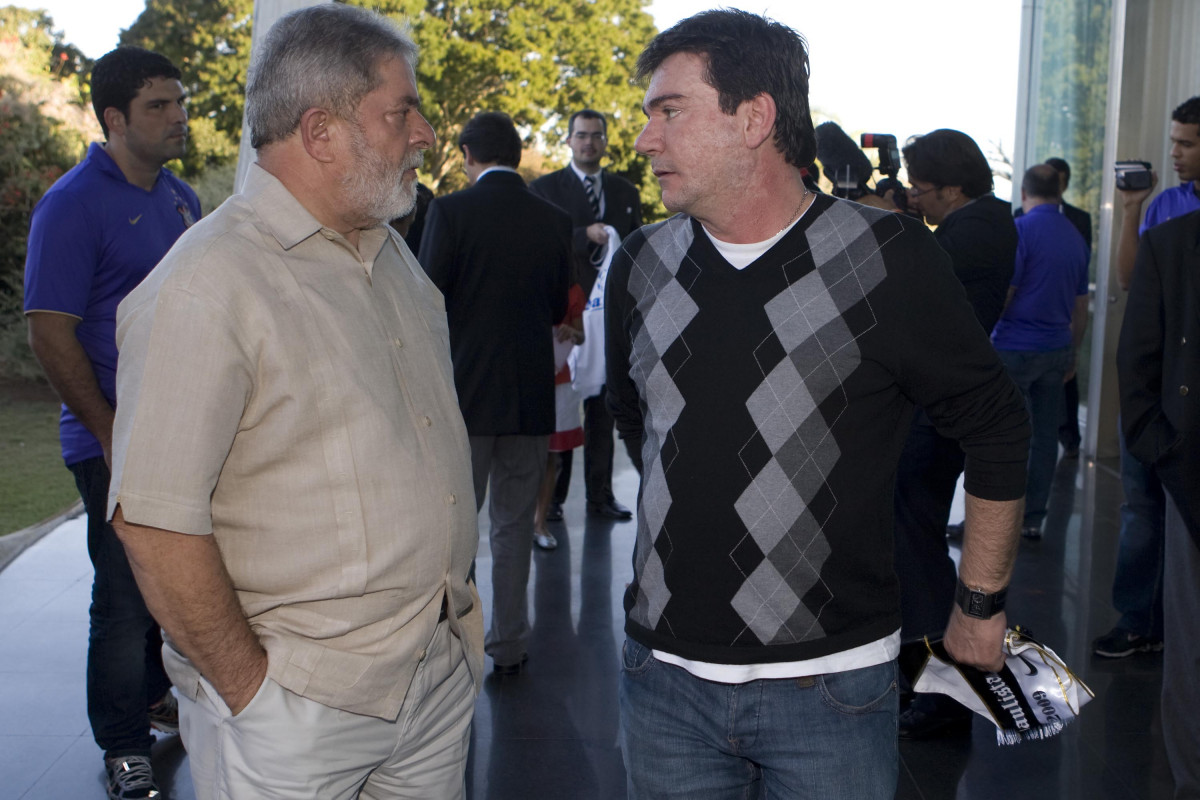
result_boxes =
[895,753,928,800]
[1073,723,1155,799]
[7,737,82,800]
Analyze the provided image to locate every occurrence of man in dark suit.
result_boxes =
[419,112,570,675]
[530,109,642,520]
[893,129,1018,739]
[1118,208,1200,799]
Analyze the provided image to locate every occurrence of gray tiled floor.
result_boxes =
[0,449,1175,799]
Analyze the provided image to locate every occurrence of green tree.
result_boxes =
[356,0,657,204]
[119,0,253,175]
[0,6,91,90]
[0,8,99,377]
[1032,0,1112,400]
[1034,0,1111,257]
[117,0,663,215]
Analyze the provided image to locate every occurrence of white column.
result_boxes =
[232,0,331,194]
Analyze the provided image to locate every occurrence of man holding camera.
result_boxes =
[1095,96,1200,660]
[891,129,1018,739]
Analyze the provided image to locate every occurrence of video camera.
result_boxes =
[1114,160,1153,191]
[860,133,909,213]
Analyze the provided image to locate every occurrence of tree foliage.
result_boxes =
[0,7,100,377]
[116,0,661,212]
[119,0,253,176]
[1033,0,1111,258]
[353,0,658,203]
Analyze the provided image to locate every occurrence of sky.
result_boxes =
[26,0,1021,188]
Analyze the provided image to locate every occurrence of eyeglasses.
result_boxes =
[571,132,607,143]
[907,183,940,198]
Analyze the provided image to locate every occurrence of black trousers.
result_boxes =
[893,414,963,644]
[554,389,639,504]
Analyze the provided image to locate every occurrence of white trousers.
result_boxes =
[179,621,476,800]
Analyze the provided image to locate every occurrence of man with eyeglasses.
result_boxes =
[531,110,643,521]
[891,128,1018,740]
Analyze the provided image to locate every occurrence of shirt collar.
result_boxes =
[569,161,602,185]
[88,142,169,190]
[477,165,520,182]
[240,162,388,263]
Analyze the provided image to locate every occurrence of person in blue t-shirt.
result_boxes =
[23,46,200,800]
[992,164,1089,540]
[1094,96,1200,661]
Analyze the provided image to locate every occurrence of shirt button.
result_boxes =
[448,494,457,505]
[1181,386,1190,396]
[423,416,433,427]
[1183,336,1188,345]
[394,338,403,349]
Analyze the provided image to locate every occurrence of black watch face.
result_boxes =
[967,591,988,617]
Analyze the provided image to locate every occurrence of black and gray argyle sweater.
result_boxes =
[605,194,1029,664]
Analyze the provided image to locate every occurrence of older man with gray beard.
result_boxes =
[106,5,484,798]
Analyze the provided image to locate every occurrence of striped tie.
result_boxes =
[584,175,601,217]
[584,175,603,265]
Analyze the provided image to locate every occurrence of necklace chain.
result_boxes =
[778,188,812,236]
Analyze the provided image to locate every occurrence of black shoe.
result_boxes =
[546,502,564,522]
[587,499,633,520]
[492,654,529,676]
[899,694,972,740]
[945,522,964,540]
[1021,525,1043,541]
[1092,627,1163,658]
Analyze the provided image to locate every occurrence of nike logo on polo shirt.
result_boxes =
[129,215,143,225]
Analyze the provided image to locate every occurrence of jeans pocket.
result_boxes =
[818,661,897,716]
[621,637,657,677]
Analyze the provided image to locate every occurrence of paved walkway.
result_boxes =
[0,455,1176,799]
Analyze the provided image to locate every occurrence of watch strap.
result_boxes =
[955,578,1008,619]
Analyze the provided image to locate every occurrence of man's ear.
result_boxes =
[743,92,777,150]
[103,107,127,139]
[461,144,475,167]
[299,108,337,163]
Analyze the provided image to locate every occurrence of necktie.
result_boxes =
[584,175,603,264]
[584,175,602,216]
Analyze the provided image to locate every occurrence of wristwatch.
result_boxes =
[954,578,1008,619]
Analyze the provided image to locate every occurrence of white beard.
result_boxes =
[342,123,422,224]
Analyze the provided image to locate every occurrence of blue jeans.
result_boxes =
[68,457,172,759]
[1114,428,1165,638]
[618,638,898,799]
[997,347,1071,528]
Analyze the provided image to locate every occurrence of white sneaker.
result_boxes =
[534,532,558,550]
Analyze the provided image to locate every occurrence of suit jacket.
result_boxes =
[529,166,642,294]
[1119,208,1200,543]
[935,194,1018,335]
[418,170,570,436]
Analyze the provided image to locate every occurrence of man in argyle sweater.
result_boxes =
[606,11,1031,799]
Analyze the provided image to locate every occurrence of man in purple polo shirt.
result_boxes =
[24,46,199,800]
[992,164,1089,541]
[1094,95,1200,660]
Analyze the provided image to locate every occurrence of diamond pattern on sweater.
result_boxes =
[731,201,888,643]
[625,220,697,631]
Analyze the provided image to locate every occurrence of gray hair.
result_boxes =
[245,4,419,149]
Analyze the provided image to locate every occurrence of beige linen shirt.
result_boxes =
[108,164,484,720]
